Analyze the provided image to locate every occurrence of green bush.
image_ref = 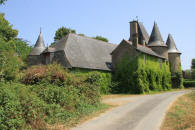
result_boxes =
[0,80,102,129]
[84,71,112,94]
[0,38,31,82]
[184,79,195,88]
[23,64,112,94]
[113,53,172,94]
[171,72,184,88]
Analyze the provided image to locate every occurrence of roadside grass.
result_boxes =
[102,88,186,99]
[47,103,110,129]
[161,90,195,130]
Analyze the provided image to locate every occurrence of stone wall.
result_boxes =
[150,46,168,60]
[112,40,137,70]
[27,55,44,66]
[52,51,71,68]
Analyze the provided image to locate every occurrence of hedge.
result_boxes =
[184,79,195,88]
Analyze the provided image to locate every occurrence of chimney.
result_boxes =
[129,21,138,48]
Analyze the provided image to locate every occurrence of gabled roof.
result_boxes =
[114,39,166,59]
[148,22,166,47]
[138,22,150,43]
[166,34,181,54]
[50,33,117,71]
[29,30,46,55]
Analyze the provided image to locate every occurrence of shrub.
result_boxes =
[22,63,68,85]
[184,79,195,88]
[84,71,112,94]
[171,72,184,88]
[0,79,102,129]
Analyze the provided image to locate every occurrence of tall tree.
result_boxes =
[191,59,195,79]
[93,36,109,42]
[191,59,195,69]
[0,13,18,41]
[54,27,76,41]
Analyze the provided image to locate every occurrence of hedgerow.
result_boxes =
[0,82,102,129]
[113,53,172,94]
[184,79,195,88]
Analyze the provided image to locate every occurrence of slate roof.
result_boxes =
[138,22,150,43]
[148,22,166,47]
[166,34,181,54]
[29,31,46,55]
[49,33,117,71]
[124,40,166,59]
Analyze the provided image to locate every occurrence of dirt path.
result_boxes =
[72,90,189,130]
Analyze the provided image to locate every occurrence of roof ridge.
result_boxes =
[70,33,117,45]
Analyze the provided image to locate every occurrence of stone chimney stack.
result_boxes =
[129,21,138,48]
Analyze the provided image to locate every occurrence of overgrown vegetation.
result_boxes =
[171,71,183,89]
[184,79,195,88]
[113,53,172,94]
[0,12,112,129]
[0,13,31,81]
[161,91,195,130]
[0,64,112,129]
[0,82,109,129]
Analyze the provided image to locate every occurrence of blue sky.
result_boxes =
[0,0,194,70]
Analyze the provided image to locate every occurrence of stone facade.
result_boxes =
[168,53,181,74]
[28,20,182,76]
[149,46,168,60]
[111,40,138,69]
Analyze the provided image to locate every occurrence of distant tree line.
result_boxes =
[184,59,195,79]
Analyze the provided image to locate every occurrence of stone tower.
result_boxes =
[147,22,168,59]
[28,29,46,65]
[166,34,181,74]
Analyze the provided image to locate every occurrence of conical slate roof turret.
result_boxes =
[148,22,166,47]
[29,29,46,55]
[166,34,181,54]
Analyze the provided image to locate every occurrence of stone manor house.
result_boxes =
[28,20,182,75]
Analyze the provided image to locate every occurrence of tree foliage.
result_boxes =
[191,59,195,69]
[0,0,7,5]
[0,13,18,41]
[190,59,195,79]
[93,36,109,42]
[0,13,31,81]
[54,26,76,41]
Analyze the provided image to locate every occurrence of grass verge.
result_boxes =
[47,103,110,129]
[161,90,195,130]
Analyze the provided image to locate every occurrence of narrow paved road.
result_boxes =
[72,90,189,130]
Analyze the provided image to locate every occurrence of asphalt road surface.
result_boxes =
[72,90,189,130]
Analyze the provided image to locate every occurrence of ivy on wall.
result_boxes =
[113,53,172,94]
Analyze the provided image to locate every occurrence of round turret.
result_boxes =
[166,34,181,74]
[28,29,46,65]
[147,22,168,59]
